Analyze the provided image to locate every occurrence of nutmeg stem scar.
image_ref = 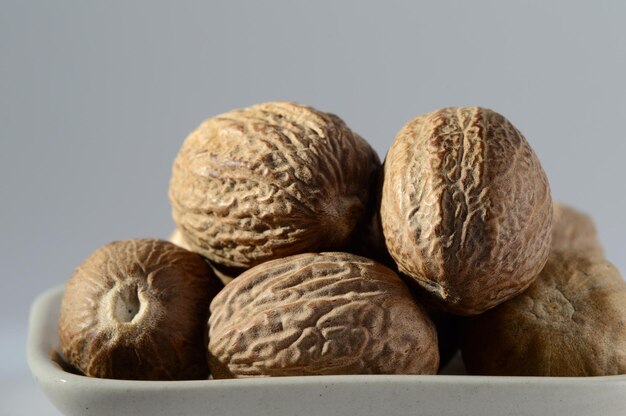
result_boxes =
[111,284,141,323]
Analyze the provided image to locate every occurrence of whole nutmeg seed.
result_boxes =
[381,107,552,315]
[208,252,439,378]
[169,102,380,271]
[552,202,603,256]
[58,239,223,380]
[461,251,626,376]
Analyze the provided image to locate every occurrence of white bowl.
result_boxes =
[28,286,626,416]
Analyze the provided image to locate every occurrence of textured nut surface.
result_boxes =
[169,102,380,270]
[208,252,439,378]
[461,251,626,376]
[58,239,223,380]
[552,202,603,256]
[381,107,552,315]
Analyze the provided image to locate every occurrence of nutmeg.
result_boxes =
[381,107,552,315]
[58,239,223,380]
[169,102,380,271]
[208,252,439,377]
[461,251,626,376]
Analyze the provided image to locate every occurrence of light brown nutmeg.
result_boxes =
[207,252,439,378]
[58,239,223,380]
[552,202,603,256]
[381,107,553,315]
[169,102,380,271]
[461,251,626,376]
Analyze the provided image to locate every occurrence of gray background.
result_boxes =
[2,1,625,414]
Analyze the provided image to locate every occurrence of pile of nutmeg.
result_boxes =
[58,103,626,380]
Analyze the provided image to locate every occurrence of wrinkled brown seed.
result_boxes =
[208,252,439,378]
[461,251,626,376]
[169,102,380,271]
[381,107,553,315]
[58,239,223,380]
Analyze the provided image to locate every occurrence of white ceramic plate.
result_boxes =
[28,286,626,416]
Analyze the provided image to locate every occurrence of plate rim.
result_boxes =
[27,285,626,391]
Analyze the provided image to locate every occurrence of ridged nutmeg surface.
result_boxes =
[58,239,223,380]
[381,107,552,315]
[461,251,626,376]
[169,102,380,270]
[208,252,439,378]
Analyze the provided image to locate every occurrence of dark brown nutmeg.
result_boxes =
[461,251,626,376]
[169,102,380,271]
[208,252,439,378]
[381,107,552,315]
[58,239,223,380]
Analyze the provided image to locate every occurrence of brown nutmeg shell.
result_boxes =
[58,239,223,380]
[208,252,439,378]
[169,102,380,271]
[381,107,552,315]
[461,251,626,376]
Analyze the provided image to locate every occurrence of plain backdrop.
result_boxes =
[2,1,625,414]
